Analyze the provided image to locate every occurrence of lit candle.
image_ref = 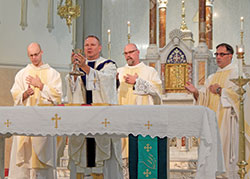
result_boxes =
[240,17,244,32]
[107,29,111,43]
[127,21,130,34]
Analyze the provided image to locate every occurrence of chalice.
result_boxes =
[69,48,85,76]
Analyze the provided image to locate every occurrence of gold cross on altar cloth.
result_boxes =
[51,114,61,128]
[144,144,152,152]
[4,119,11,127]
[101,118,110,127]
[143,169,151,177]
[145,121,152,129]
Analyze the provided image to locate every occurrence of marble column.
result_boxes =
[199,0,206,43]
[146,0,160,74]
[159,1,167,48]
[206,0,214,49]
[149,0,157,44]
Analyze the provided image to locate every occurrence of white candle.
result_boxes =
[107,29,111,43]
[240,17,244,32]
[127,21,130,34]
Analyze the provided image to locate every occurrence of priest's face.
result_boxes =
[215,46,232,68]
[27,43,43,67]
[124,44,140,66]
[84,37,102,60]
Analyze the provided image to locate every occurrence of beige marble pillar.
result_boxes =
[150,0,157,44]
[206,0,214,49]
[158,0,168,48]
[199,0,206,43]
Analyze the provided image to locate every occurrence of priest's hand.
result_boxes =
[22,85,34,102]
[185,82,199,100]
[124,73,138,85]
[72,53,86,68]
[26,75,44,91]
[72,53,90,74]
[209,83,221,95]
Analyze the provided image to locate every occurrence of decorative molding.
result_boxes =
[20,0,28,30]
[169,29,185,40]
[47,0,54,32]
[206,0,214,6]
[158,0,168,8]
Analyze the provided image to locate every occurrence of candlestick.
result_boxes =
[240,17,244,32]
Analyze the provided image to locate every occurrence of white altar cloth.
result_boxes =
[0,105,225,178]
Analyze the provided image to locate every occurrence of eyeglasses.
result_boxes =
[29,51,41,58]
[123,49,137,55]
[214,52,231,57]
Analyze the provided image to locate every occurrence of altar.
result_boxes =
[0,105,225,179]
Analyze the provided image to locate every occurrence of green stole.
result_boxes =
[129,134,167,179]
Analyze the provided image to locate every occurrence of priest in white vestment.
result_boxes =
[66,35,123,179]
[117,43,163,179]
[9,42,62,179]
[186,43,240,178]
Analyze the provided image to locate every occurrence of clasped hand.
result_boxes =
[209,83,220,94]
[124,73,138,85]
[26,75,43,90]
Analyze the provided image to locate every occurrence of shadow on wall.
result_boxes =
[0,67,18,106]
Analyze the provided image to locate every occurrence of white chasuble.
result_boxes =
[117,62,162,159]
[66,57,123,179]
[9,63,62,179]
[197,63,239,179]
[117,62,162,106]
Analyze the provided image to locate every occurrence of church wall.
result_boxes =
[0,0,74,102]
[1,0,250,174]
[0,1,72,71]
[213,0,250,64]
[102,0,150,67]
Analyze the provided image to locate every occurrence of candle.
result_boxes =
[127,21,130,34]
[240,17,244,32]
[107,29,111,43]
